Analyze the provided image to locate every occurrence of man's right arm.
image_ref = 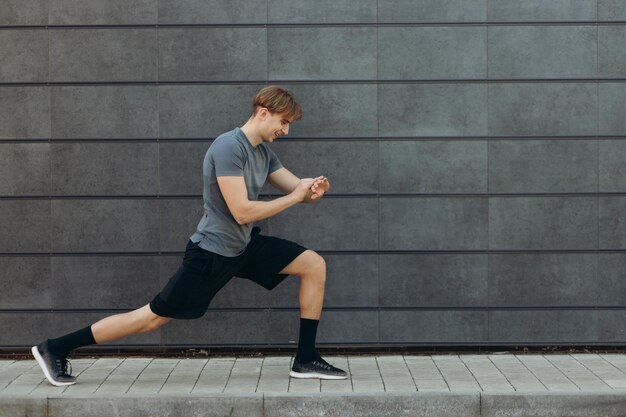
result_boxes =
[217,176,317,225]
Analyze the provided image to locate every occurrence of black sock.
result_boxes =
[47,326,96,357]
[295,318,319,363]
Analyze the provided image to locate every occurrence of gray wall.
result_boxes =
[1,0,626,349]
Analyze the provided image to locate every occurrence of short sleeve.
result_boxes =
[267,146,283,174]
[210,137,246,176]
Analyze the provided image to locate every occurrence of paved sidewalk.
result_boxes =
[2,353,626,416]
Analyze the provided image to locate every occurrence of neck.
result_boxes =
[240,119,263,148]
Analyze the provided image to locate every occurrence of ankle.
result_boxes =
[46,340,67,358]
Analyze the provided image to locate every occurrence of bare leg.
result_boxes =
[91,304,171,344]
[279,250,347,378]
[279,250,326,319]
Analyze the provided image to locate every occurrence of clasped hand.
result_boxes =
[294,176,330,202]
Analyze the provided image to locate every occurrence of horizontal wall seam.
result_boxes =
[2,306,625,313]
[3,136,626,143]
[147,342,626,347]
[3,343,625,350]
[2,79,626,87]
[1,21,625,30]
[2,249,626,257]
[2,193,626,200]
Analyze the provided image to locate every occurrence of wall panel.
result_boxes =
[1,1,625,349]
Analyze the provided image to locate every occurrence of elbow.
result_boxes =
[230,201,254,225]
[234,214,249,225]
[233,208,252,225]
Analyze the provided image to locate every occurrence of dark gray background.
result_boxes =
[1,0,625,349]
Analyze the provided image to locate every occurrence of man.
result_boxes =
[32,85,348,386]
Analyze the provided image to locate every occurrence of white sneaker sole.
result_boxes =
[31,346,76,387]
[289,370,348,380]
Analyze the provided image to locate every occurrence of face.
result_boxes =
[258,108,292,143]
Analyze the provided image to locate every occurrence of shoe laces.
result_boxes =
[314,355,331,367]
[313,360,332,371]
[54,357,72,377]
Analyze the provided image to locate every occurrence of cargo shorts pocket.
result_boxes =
[182,240,214,276]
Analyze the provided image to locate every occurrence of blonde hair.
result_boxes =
[251,86,302,121]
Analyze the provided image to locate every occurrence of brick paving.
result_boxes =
[2,353,626,397]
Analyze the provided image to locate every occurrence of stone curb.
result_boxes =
[481,391,626,417]
[2,392,626,417]
[0,396,47,417]
[46,394,264,417]
[263,392,479,417]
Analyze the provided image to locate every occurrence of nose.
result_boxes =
[282,124,289,135]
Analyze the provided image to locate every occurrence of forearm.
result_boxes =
[236,194,300,224]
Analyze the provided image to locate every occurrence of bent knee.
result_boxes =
[297,251,326,285]
[303,250,326,273]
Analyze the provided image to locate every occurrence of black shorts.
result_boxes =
[150,227,307,319]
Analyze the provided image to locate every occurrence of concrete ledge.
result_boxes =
[0,396,47,417]
[46,395,264,417]
[3,392,626,417]
[264,392,481,417]
[481,392,626,417]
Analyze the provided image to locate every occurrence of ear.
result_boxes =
[257,107,269,120]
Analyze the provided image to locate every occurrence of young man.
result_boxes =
[32,85,348,386]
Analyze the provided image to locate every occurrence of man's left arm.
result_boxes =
[268,167,330,203]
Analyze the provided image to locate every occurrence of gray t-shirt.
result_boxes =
[190,127,283,257]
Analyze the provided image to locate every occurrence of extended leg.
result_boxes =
[91,304,171,344]
[33,304,170,386]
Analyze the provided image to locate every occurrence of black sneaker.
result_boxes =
[290,356,348,380]
[31,341,76,386]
